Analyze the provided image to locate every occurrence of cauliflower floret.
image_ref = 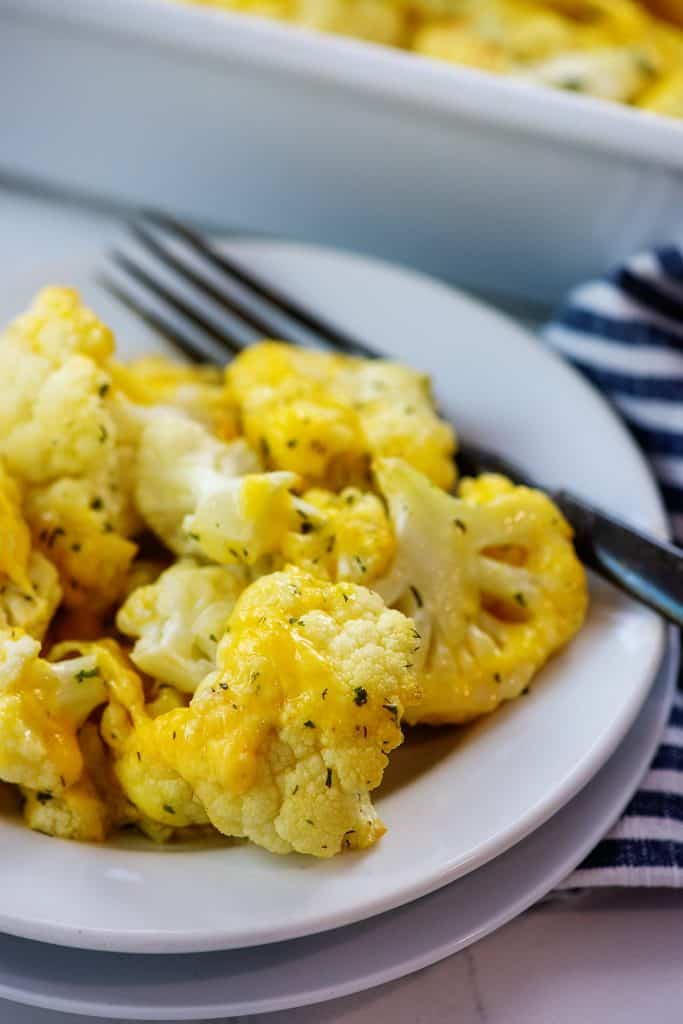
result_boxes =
[21,777,109,842]
[0,464,31,587]
[0,287,111,453]
[413,2,577,68]
[0,631,110,794]
[78,719,190,842]
[519,47,657,101]
[54,641,209,831]
[293,0,406,45]
[142,566,421,857]
[78,720,138,831]
[0,464,62,639]
[27,480,138,612]
[0,288,141,544]
[41,639,204,835]
[2,355,117,485]
[228,341,456,490]
[374,459,588,725]
[412,22,508,70]
[0,289,144,613]
[108,355,239,438]
[136,409,297,565]
[334,359,456,490]
[108,709,210,829]
[228,343,368,488]
[639,66,683,115]
[0,632,152,817]
[1,285,113,367]
[99,692,209,830]
[282,487,395,584]
[0,551,62,642]
[116,559,248,694]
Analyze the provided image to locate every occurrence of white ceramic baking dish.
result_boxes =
[1,0,683,302]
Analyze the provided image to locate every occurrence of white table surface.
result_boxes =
[1,182,682,1024]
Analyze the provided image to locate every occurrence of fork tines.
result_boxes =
[101,211,380,365]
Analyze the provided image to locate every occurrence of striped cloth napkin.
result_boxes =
[545,244,683,887]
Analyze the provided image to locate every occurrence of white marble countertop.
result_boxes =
[1,182,681,1024]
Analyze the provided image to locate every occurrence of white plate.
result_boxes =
[0,240,667,954]
[0,632,676,1021]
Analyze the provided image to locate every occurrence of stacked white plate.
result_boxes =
[0,240,675,1019]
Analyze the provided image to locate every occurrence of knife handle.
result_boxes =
[556,490,683,626]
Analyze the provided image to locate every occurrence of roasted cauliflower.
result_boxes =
[374,459,588,725]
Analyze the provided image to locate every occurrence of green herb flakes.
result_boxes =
[74,666,101,683]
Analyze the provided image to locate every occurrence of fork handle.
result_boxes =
[556,490,683,626]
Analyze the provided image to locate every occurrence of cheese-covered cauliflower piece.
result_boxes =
[96,678,209,831]
[78,718,188,843]
[228,343,368,489]
[27,479,138,612]
[228,341,456,490]
[136,408,297,565]
[104,703,210,830]
[21,776,109,843]
[1,284,113,366]
[374,459,587,725]
[141,567,421,856]
[0,465,62,639]
[639,66,683,116]
[199,0,406,48]
[109,355,239,438]
[293,0,406,45]
[0,465,31,588]
[282,487,395,584]
[0,288,120,489]
[0,288,142,610]
[38,639,206,836]
[2,354,117,486]
[412,21,509,71]
[336,358,456,490]
[0,550,62,642]
[116,559,249,693]
[0,631,111,794]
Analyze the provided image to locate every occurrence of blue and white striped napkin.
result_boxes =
[545,245,683,886]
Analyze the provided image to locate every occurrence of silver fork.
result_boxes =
[101,212,683,627]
